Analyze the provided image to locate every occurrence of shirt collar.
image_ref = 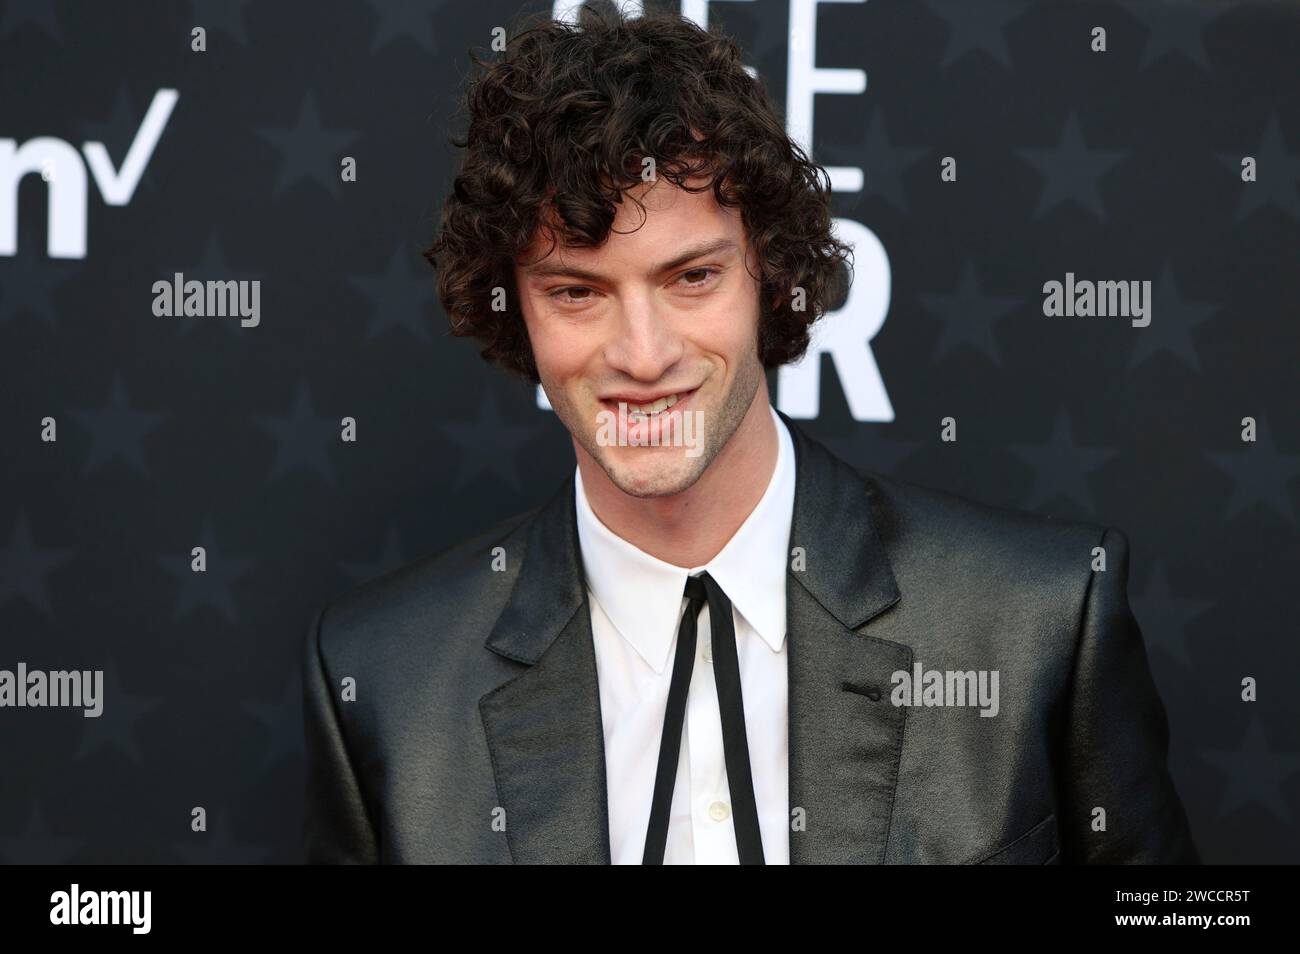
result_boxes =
[574,404,795,674]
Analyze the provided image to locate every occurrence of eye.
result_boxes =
[548,285,597,304]
[677,267,721,289]
[545,267,721,306]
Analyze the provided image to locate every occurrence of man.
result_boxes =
[302,6,1199,864]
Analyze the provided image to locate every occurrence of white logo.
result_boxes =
[1,88,178,259]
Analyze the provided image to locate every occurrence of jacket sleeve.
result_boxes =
[302,604,380,863]
[1058,526,1200,864]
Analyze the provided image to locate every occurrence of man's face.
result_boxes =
[514,177,767,498]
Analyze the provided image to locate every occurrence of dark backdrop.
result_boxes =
[1,0,1297,863]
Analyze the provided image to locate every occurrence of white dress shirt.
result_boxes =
[574,404,794,864]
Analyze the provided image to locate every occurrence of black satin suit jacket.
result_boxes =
[303,412,1200,864]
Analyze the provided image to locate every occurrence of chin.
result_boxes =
[602,450,707,499]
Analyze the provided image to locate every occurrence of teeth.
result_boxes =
[625,393,681,418]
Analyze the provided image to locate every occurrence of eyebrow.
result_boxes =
[520,238,738,283]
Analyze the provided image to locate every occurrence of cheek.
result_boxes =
[696,288,762,360]
[524,308,595,381]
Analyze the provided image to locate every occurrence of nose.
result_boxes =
[602,294,685,382]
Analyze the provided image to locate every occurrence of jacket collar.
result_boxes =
[480,409,909,863]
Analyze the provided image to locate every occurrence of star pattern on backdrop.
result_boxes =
[1123,0,1213,71]
[919,262,1024,366]
[169,810,269,864]
[923,0,1028,69]
[0,0,60,41]
[241,675,304,772]
[854,110,928,213]
[364,0,440,54]
[1016,112,1128,220]
[0,253,75,327]
[2,0,1297,865]
[1131,561,1213,669]
[1126,262,1218,372]
[437,388,538,494]
[69,374,170,477]
[1009,408,1118,514]
[255,93,363,198]
[348,245,438,343]
[822,429,925,479]
[1200,717,1300,825]
[0,804,83,864]
[73,664,164,765]
[1219,114,1300,223]
[157,518,256,622]
[0,512,75,618]
[186,0,255,46]
[254,381,340,486]
[1204,422,1300,526]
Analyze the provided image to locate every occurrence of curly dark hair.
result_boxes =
[423,1,852,384]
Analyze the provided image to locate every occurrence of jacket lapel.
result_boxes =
[477,410,911,865]
[779,412,912,864]
[478,478,611,863]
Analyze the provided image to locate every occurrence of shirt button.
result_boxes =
[700,640,713,664]
[708,800,730,822]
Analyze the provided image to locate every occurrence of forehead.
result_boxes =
[515,175,744,274]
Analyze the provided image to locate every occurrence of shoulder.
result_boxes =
[310,501,542,668]
[847,468,1139,663]
[783,416,1123,576]
[859,468,1125,589]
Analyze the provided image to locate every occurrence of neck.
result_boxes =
[576,387,779,568]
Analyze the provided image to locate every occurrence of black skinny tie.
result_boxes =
[642,572,765,865]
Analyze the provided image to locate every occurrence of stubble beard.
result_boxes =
[547,350,766,500]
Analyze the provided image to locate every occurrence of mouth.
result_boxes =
[600,387,698,421]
